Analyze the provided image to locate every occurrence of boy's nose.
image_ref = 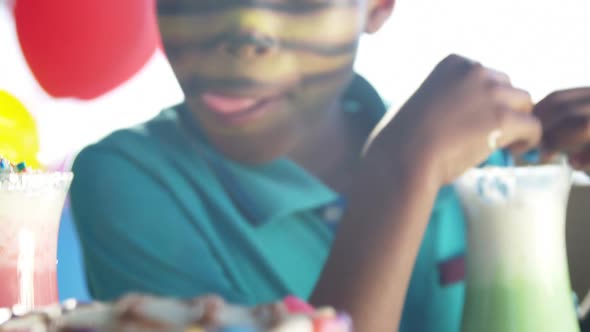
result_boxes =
[217,31,278,59]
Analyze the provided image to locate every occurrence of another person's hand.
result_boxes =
[365,54,542,186]
[533,88,590,169]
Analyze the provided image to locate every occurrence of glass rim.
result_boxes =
[0,171,74,192]
[461,163,571,176]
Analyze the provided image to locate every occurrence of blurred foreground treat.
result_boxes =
[0,294,351,332]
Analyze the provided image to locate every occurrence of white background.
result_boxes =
[356,0,590,106]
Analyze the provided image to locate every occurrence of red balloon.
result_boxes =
[13,0,160,100]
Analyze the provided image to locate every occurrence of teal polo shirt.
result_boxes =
[70,74,508,332]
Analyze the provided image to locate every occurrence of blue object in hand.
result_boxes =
[521,149,541,164]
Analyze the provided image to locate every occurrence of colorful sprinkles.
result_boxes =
[0,157,29,173]
[16,162,27,172]
[0,159,8,170]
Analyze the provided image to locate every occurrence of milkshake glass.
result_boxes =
[456,164,579,332]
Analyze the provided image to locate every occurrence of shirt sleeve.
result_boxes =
[70,146,242,302]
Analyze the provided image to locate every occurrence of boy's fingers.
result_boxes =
[569,145,590,170]
[485,68,512,86]
[498,110,542,154]
[535,87,590,117]
[493,86,534,113]
[508,141,534,156]
[543,117,590,152]
[541,103,590,130]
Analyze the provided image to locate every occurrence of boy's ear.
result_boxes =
[365,0,395,34]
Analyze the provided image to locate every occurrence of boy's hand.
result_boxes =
[365,54,542,185]
[533,88,590,169]
[315,56,541,331]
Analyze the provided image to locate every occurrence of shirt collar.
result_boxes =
[178,73,387,227]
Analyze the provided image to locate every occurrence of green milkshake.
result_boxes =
[456,165,579,332]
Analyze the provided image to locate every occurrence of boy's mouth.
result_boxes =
[200,92,284,126]
[202,93,259,114]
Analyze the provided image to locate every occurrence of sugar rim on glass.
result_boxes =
[0,171,73,193]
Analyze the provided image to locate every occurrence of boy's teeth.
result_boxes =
[202,93,259,114]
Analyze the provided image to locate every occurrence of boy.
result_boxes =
[70,0,590,331]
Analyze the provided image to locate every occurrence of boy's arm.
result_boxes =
[70,147,242,302]
[311,154,439,331]
[311,54,542,331]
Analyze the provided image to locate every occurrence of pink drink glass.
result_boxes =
[0,171,73,310]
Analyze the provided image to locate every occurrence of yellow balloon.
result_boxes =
[0,90,41,169]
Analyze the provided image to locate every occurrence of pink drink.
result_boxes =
[0,171,72,310]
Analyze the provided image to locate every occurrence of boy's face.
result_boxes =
[158,0,393,163]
